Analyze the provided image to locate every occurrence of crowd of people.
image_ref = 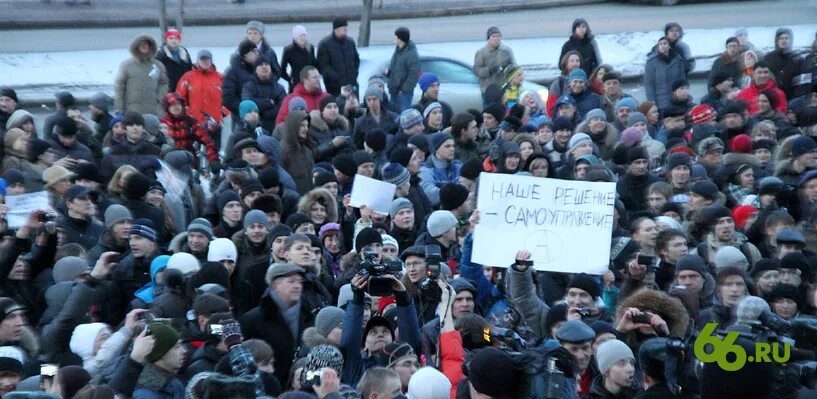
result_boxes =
[0,13,815,399]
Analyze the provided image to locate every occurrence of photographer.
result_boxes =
[414,210,461,271]
[421,277,476,369]
[340,273,421,386]
[614,288,688,352]
[400,245,441,324]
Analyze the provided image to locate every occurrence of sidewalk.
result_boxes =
[0,0,604,29]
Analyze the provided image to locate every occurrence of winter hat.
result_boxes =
[197,49,212,60]
[739,296,773,324]
[689,104,717,124]
[713,246,749,272]
[399,108,424,130]
[238,100,259,119]
[708,69,733,89]
[626,146,648,163]
[584,108,607,123]
[439,183,470,211]
[626,112,648,128]
[331,153,357,177]
[364,86,384,102]
[499,115,521,132]
[0,87,18,103]
[426,210,458,238]
[332,17,348,30]
[568,273,601,299]
[187,218,214,240]
[690,180,719,201]
[54,91,76,108]
[355,227,382,253]
[240,178,263,201]
[467,348,518,397]
[42,165,74,188]
[217,190,241,213]
[780,252,810,280]
[365,129,387,152]
[486,26,501,39]
[5,111,32,131]
[675,254,707,278]
[590,320,617,337]
[395,27,410,43]
[145,323,180,363]
[596,339,634,375]
[729,134,753,154]
[732,205,758,229]
[270,224,293,244]
[483,103,505,123]
[791,136,817,158]
[758,176,784,195]
[285,213,312,231]
[460,157,483,181]
[381,163,410,186]
[776,227,806,246]
[58,365,91,399]
[750,258,780,278]
[568,132,592,154]
[671,78,689,92]
[130,218,157,242]
[207,238,238,263]
[555,320,595,343]
[103,204,132,230]
[301,344,344,387]
[551,116,573,133]
[316,96,336,113]
[288,96,308,112]
[381,234,398,252]
[619,127,643,149]
[315,306,345,337]
[70,322,109,360]
[615,97,638,111]
[568,69,587,83]
[555,95,576,108]
[423,102,442,120]
[168,252,200,274]
[1,169,24,187]
[238,39,257,57]
[243,209,267,229]
[799,170,817,188]
[257,167,280,190]
[353,150,374,167]
[122,172,150,200]
[418,73,440,93]
[389,198,413,220]
[142,114,161,136]
[666,153,692,172]
[407,367,452,399]
[53,256,90,283]
[431,132,454,152]
[246,20,265,34]
[767,283,802,307]
[314,170,337,188]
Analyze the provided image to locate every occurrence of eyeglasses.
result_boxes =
[405,261,426,268]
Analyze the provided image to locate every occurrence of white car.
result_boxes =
[357,49,548,114]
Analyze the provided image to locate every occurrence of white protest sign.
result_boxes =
[472,173,615,275]
[5,191,50,229]
[349,174,396,216]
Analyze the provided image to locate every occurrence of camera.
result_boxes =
[637,254,656,267]
[38,211,58,223]
[303,369,323,387]
[631,314,652,324]
[576,308,593,318]
[357,248,402,297]
[210,324,223,336]
[418,245,442,291]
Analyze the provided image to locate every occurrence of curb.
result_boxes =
[0,0,606,30]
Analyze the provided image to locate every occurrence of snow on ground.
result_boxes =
[2,24,815,102]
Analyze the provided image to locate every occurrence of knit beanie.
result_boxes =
[381,163,410,187]
[568,132,592,154]
[270,224,293,243]
[626,112,648,127]
[130,218,157,242]
[123,172,151,200]
[431,132,454,152]
[353,150,374,167]
[246,20,265,34]
[732,205,758,230]
[240,178,263,201]
[104,205,133,230]
[584,108,607,122]
[408,134,430,155]
[596,339,634,375]
[389,198,414,220]
[439,183,469,211]
[355,227,382,252]
[465,348,516,397]
[399,108,424,130]
[364,86,383,102]
[193,262,230,290]
[767,283,802,307]
[689,104,717,124]
[460,157,483,181]
[615,97,638,111]
[426,210,458,238]
[619,127,643,148]
[407,367,452,399]
[207,237,238,262]
[53,256,90,283]
[187,218,214,240]
[332,17,348,30]
[1,169,24,187]
[315,307,345,337]
[319,96,336,112]
[486,26,501,40]
[365,129,387,152]
[483,103,505,124]
[750,258,780,279]
[423,102,442,119]
[301,345,344,388]
[167,252,201,275]
[791,136,817,158]
[626,146,648,163]
[690,180,719,201]
[239,100,259,119]
[0,87,18,103]
[730,134,753,153]
[395,27,410,43]
[288,97,308,112]
[568,69,587,83]
[567,273,601,299]
[675,254,707,278]
[331,153,357,177]
[418,73,440,93]
[286,213,312,232]
[217,190,241,214]
[145,323,180,363]
[243,209,267,229]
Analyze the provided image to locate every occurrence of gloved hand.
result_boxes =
[209,160,222,175]
[220,319,243,349]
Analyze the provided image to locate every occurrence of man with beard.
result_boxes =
[241,57,287,132]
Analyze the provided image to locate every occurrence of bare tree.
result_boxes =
[158,0,168,35]
[359,0,373,47]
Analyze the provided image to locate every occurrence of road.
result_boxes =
[2,0,814,53]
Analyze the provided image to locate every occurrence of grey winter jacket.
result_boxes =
[508,266,550,340]
[644,53,687,111]
[473,44,517,92]
[114,35,169,115]
[387,41,421,95]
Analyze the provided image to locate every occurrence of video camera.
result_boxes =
[418,245,442,290]
[357,248,403,296]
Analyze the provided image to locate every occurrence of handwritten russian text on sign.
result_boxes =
[6,191,50,229]
[349,174,397,216]
[472,173,615,274]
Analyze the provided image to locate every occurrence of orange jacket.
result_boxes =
[440,330,465,399]
[176,64,226,125]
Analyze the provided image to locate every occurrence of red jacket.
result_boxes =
[161,113,219,162]
[439,330,465,399]
[176,65,226,125]
[735,79,787,115]
[276,83,329,125]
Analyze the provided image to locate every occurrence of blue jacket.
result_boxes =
[418,154,462,207]
[340,289,422,386]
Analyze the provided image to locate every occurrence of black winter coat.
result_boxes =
[222,55,256,118]
[40,278,110,362]
[559,35,601,77]
[155,44,193,93]
[413,96,453,129]
[110,251,157,323]
[122,199,166,240]
[239,292,315,385]
[241,74,287,133]
[100,138,161,183]
[182,341,227,382]
[709,55,741,89]
[351,109,399,149]
[281,41,318,90]
[616,173,658,216]
[317,33,360,96]
[763,49,798,98]
[57,216,105,251]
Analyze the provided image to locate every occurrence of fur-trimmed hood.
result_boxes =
[576,120,617,150]
[297,188,338,224]
[308,110,349,133]
[615,288,690,338]
[129,35,158,62]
